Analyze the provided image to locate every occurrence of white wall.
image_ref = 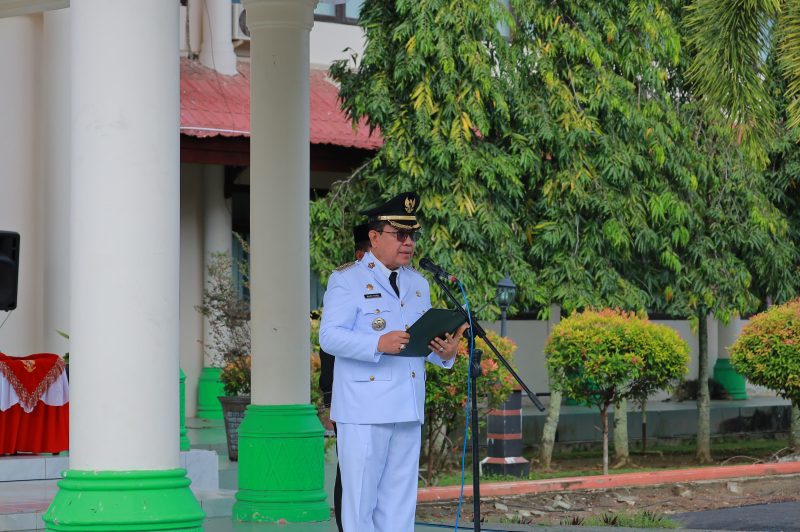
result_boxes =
[180,164,206,417]
[0,14,45,356]
[310,20,363,67]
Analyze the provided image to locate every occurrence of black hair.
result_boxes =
[368,220,389,233]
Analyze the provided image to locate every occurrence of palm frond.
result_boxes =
[685,0,780,147]
[778,0,800,129]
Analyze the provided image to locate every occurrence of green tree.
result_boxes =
[506,0,689,466]
[313,0,537,316]
[509,0,685,313]
[545,309,689,474]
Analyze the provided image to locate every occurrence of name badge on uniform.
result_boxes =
[364,293,382,299]
[371,317,387,331]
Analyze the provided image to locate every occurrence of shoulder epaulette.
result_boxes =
[334,261,356,273]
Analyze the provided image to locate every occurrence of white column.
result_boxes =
[0,14,44,356]
[199,0,238,75]
[70,0,180,470]
[42,8,71,356]
[203,164,232,365]
[180,0,203,57]
[180,164,206,418]
[188,0,203,55]
[246,0,315,406]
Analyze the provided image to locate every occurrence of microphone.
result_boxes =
[419,258,458,283]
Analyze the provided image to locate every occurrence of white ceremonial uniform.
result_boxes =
[320,251,454,532]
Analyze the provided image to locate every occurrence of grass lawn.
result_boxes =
[425,437,791,487]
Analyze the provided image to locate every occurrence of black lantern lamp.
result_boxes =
[495,274,517,337]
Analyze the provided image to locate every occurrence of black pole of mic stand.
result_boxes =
[427,275,546,531]
[469,342,483,531]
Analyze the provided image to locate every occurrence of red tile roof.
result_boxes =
[180,58,381,150]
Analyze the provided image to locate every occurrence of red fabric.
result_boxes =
[0,352,65,412]
[179,58,382,149]
[0,402,69,455]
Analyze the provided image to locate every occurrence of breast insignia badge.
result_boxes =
[371,317,387,331]
[416,291,422,297]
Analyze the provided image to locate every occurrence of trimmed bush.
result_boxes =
[546,309,689,473]
[730,299,800,406]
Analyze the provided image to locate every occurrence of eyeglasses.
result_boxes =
[378,230,421,243]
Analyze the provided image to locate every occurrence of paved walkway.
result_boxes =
[675,501,800,531]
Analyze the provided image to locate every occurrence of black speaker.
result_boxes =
[0,231,20,311]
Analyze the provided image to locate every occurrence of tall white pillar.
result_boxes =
[203,165,232,351]
[248,0,312,408]
[181,0,203,57]
[199,0,238,75]
[0,14,44,356]
[44,0,203,528]
[180,164,206,419]
[196,164,231,419]
[42,9,71,356]
[234,0,327,523]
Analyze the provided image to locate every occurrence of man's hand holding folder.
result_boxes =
[389,308,470,358]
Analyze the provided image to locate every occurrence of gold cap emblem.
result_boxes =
[404,196,416,214]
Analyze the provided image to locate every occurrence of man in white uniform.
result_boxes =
[319,192,467,531]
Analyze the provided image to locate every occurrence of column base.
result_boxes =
[714,358,748,400]
[42,469,204,531]
[196,367,224,419]
[234,404,329,523]
[480,456,531,478]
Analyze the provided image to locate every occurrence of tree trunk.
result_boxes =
[640,398,648,452]
[790,403,800,451]
[539,389,562,469]
[696,309,712,463]
[612,397,629,467]
[601,405,609,475]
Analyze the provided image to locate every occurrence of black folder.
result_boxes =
[394,308,468,357]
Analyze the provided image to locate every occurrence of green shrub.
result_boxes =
[730,299,800,406]
[545,309,689,473]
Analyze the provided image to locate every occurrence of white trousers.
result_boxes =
[336,421,421,532]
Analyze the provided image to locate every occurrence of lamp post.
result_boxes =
[483,274,529,478]
[495,274,517,337]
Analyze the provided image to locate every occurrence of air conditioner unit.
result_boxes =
[232,3,250,41]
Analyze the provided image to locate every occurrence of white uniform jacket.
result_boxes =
[319,251,454,424]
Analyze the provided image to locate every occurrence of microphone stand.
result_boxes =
[428,274,545,531]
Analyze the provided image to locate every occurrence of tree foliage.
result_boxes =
[314,0,535,316]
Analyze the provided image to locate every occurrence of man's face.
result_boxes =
[369,225,416,269]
